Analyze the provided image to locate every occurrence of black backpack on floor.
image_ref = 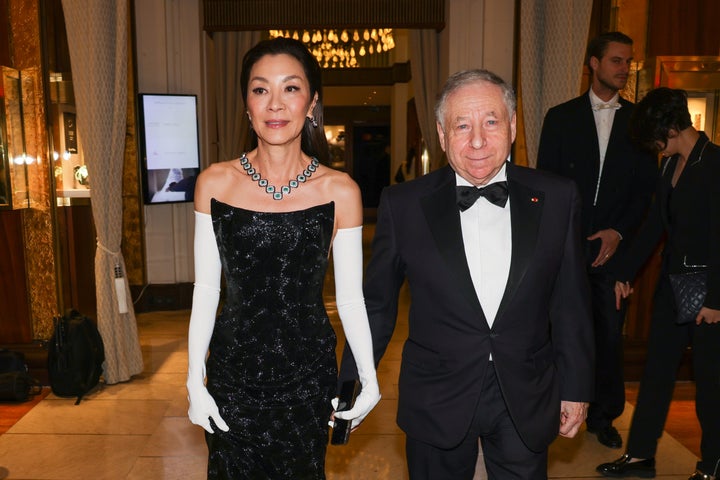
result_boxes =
[0,349,43,402]
[0,349,28,374]
[48,310,105,405]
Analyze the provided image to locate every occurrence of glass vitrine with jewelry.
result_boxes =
[0,66,29,209]
[0,77,8,208]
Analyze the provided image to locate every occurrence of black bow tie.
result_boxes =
[457,181,509,210]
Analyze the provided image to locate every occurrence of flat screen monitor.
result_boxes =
[138,93,200,204]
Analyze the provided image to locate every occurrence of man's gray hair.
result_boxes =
[435,69,516,129]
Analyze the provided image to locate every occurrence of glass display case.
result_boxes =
[0,66,29,209]
[637,56,720,143]
[0,75,9,208]
[48,73,90,203]
[324,124,346,171]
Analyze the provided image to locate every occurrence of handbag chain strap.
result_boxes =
[682,255,707,270]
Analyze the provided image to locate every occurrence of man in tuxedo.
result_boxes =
[340,69,594,479]
[537,32,657,450]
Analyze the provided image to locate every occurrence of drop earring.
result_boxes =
[309,116,318,128]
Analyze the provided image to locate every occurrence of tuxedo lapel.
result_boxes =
[496,166,543,319]
[578,95,602,184]
[420,167,484,315]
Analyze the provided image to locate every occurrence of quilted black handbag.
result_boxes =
[668,271,707,324]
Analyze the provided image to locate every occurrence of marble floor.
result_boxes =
[0,303,701,480]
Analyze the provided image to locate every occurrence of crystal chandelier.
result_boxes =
[268,28,395,68]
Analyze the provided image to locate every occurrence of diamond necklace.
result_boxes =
[239,153,319,200]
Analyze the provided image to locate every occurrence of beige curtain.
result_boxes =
[61,0,143,384]
[214,31,263,161]
[519,0,593,167]
[409,29,444,171]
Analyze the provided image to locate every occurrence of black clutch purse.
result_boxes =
[668,271,707,324]
[331,380,360,445]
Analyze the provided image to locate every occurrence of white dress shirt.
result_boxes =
[456,162,512,331]
[590,89,621,205]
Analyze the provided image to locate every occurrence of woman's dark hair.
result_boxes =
[630,87,693,153]
[240,37,330,165]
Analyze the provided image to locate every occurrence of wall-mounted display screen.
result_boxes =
[138,93,200,204]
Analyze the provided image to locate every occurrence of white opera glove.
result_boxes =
[187,212,229,434]
[331,226,381,429]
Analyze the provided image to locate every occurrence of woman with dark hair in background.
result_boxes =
[597,87,720,479]
[186,37,380,479]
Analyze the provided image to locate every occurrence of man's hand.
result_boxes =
[588,229,622,267]
[559,400,588,438]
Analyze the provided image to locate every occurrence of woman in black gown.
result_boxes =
[596,88,720,479]
[186,37,381,479]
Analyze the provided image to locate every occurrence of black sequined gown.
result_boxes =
[206,199,338,479]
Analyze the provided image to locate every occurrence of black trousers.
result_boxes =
[627,276,720,475]
[405,363,547,480]
[586,269,627,430]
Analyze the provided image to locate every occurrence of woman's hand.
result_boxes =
[696,306,720,324]
[187,383,230,434]
[332,379,381,430]
[614,281,633,310]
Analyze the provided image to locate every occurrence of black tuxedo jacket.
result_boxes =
[340,162,594,452]
[537,92,657,270]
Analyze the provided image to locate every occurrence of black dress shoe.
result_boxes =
[688,471,716,480]
[588,425,623,448]
[596,454,656,478]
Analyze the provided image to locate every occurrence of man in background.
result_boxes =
[537,31,657,450]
